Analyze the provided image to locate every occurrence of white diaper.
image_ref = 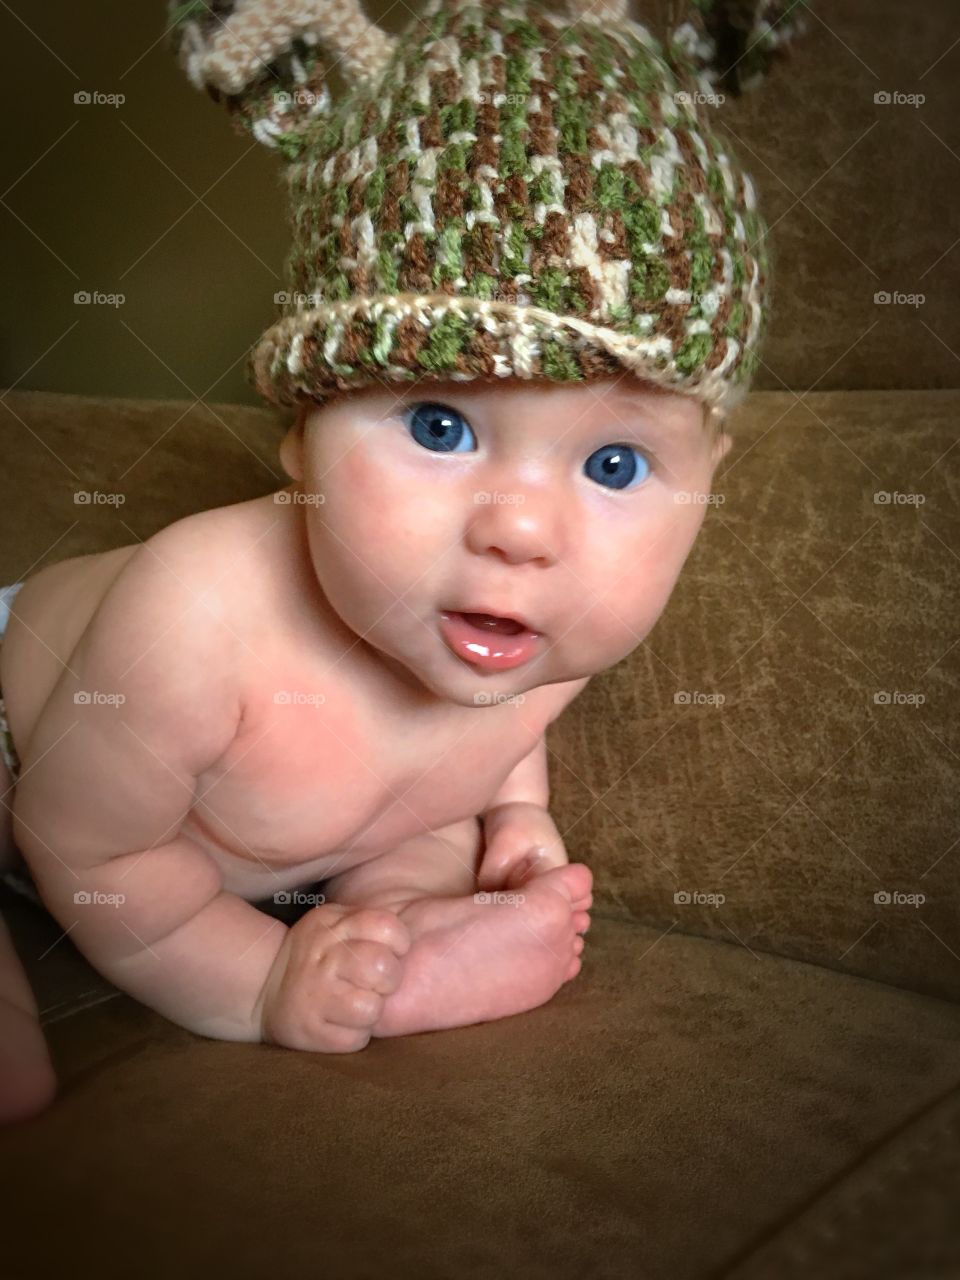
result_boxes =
[0,581,24,635]
[0,581,25,780]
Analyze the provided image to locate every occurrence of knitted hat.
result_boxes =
[168,0,807,423]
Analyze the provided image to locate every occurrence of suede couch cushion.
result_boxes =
[2,889,960,1280]
[1,388,957,1003]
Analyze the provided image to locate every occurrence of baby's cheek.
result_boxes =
[574,535,691,654]
[577,576,665,656]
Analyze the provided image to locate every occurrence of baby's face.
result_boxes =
[281,375,731,705]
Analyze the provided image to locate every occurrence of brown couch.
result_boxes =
[1,386,958,1277]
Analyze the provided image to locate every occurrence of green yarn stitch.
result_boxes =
[541,339,583,382]
[531,268,567,311]
[364,166,386,212]
[500,222,529,279]
[417,311,474,372]
[554,92,589,156]
[437,140,469,172]
[463,271,496,300]
[596,163,628,211]
[432,225,464,287]
[376,246,400,293]
[675,331,712,373]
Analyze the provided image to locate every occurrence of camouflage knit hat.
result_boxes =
[168,0,807,423]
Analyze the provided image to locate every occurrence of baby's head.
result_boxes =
[279,374,731,705]
[169,0,807,704]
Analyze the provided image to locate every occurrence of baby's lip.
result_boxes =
[441,606,541,636]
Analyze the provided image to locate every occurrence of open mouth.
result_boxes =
[438,610,542,672]
[455,611,526,636]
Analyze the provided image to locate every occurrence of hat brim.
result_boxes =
[249,294,748,420]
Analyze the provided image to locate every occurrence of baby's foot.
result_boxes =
[0,915,57,1124]
[372,863,592,1038]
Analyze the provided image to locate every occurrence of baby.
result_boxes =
[0,0,800,1119]
[0,372,730,1118]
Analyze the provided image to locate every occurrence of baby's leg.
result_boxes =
[323,818,592,1038]
[0,908,58,1123]
[0,755,58,1122]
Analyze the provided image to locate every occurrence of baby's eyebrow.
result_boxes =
[595,403,696,440]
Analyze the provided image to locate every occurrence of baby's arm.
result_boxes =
[12,540,405,1047]
[477,736,571,888]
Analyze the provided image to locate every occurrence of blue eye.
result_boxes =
[404,402,477,454]
[583,443,651,491]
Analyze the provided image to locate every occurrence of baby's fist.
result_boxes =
[257,902,411,1053]
[478,801,568,891]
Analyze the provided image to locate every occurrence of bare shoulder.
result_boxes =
[98,495,285,625]
[63,499,279,716]
[3,501,280,785]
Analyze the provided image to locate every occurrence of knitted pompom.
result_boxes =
[667,0,809,97]
[167,0,395,158]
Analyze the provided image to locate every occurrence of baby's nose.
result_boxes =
[466,485,562,566]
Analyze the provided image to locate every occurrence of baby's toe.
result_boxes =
[542,862,592,906]
[573,910,591,934]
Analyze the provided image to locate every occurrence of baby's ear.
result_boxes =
[167,0,396,160]
[278,407,307,481]
[712,427,734,467]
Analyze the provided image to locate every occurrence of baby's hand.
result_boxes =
[256,902,411,1053]
[479,803,592,926]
